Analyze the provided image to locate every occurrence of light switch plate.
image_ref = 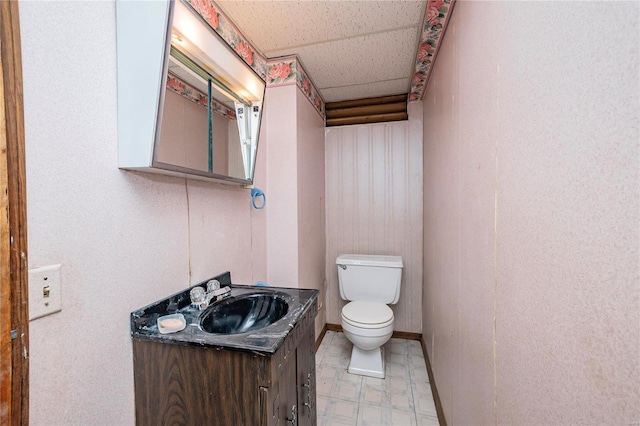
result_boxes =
[29,264,62,320]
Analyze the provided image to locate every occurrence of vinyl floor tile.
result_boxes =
[316,331,440,426]
[416,413,440,426]
[357,403,418,426]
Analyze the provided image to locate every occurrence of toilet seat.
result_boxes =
[341,301,394,329]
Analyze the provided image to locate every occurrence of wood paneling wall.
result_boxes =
[324,102,423,333]
[325,95,408,127]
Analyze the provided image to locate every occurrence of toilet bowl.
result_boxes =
[336,254,403,379]
[341,301,394,378]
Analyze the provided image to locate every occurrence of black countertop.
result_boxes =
[130,272,319,355]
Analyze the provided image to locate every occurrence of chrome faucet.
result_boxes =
[190,280,232,310]
[208,285,231,302]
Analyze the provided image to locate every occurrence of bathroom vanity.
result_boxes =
[130,272,318,425]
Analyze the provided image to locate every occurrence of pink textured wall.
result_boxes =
[296,89,327,334]
[264,85,327,334]
[265,85,300,287]
[423,1,639,424]
[296,89,326,291]
[249,107,268,284]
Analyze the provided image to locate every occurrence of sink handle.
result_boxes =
[189,286,209,310]
[206,279,220,292]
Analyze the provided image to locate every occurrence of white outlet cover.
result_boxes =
[28,264,62,321]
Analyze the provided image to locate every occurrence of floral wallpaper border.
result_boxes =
[166,73,236,120]
[185,0,267,81]
[186,1,325,117]
[408,0,456,101]
[266,56,325,117]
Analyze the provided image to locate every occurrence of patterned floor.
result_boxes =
[315,331,440,426]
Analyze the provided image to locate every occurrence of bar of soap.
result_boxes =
[160,318,183,328]
[157,314,186,334]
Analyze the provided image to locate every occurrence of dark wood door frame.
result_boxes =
[0,1,29,425]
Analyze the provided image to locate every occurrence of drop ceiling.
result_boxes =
[216,1,428,103]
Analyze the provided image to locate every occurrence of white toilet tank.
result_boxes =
[336,254,403,304]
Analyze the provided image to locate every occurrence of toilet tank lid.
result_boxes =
[336,254,403,268]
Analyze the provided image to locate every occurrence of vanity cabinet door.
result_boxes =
[259,384,280,426]
[278,354,298,425]
[296,326,316,426]
[265,311,316,426]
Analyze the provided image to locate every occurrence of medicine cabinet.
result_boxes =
[116,0,265,184]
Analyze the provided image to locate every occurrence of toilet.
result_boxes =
[336,254,403,378]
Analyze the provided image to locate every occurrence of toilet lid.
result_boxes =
[342,301,394,328]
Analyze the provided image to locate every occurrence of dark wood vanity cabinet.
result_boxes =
[132,301,317,426]
[264,321,316,425]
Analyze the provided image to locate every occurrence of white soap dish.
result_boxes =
[157,313,186,334]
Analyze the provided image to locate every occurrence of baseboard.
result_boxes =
[420,337,447,426]
[392,330,421,341]
[325,323,421,341]
[326,323,341,332]
[315,324,328,352]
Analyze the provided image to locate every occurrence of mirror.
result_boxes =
[153,0,265,183]
[155,48,245,180]
[116,0,265,184]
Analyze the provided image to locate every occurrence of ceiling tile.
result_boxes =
[321,78,410,103]
[269,28,418,89]
[217,1,425,53]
